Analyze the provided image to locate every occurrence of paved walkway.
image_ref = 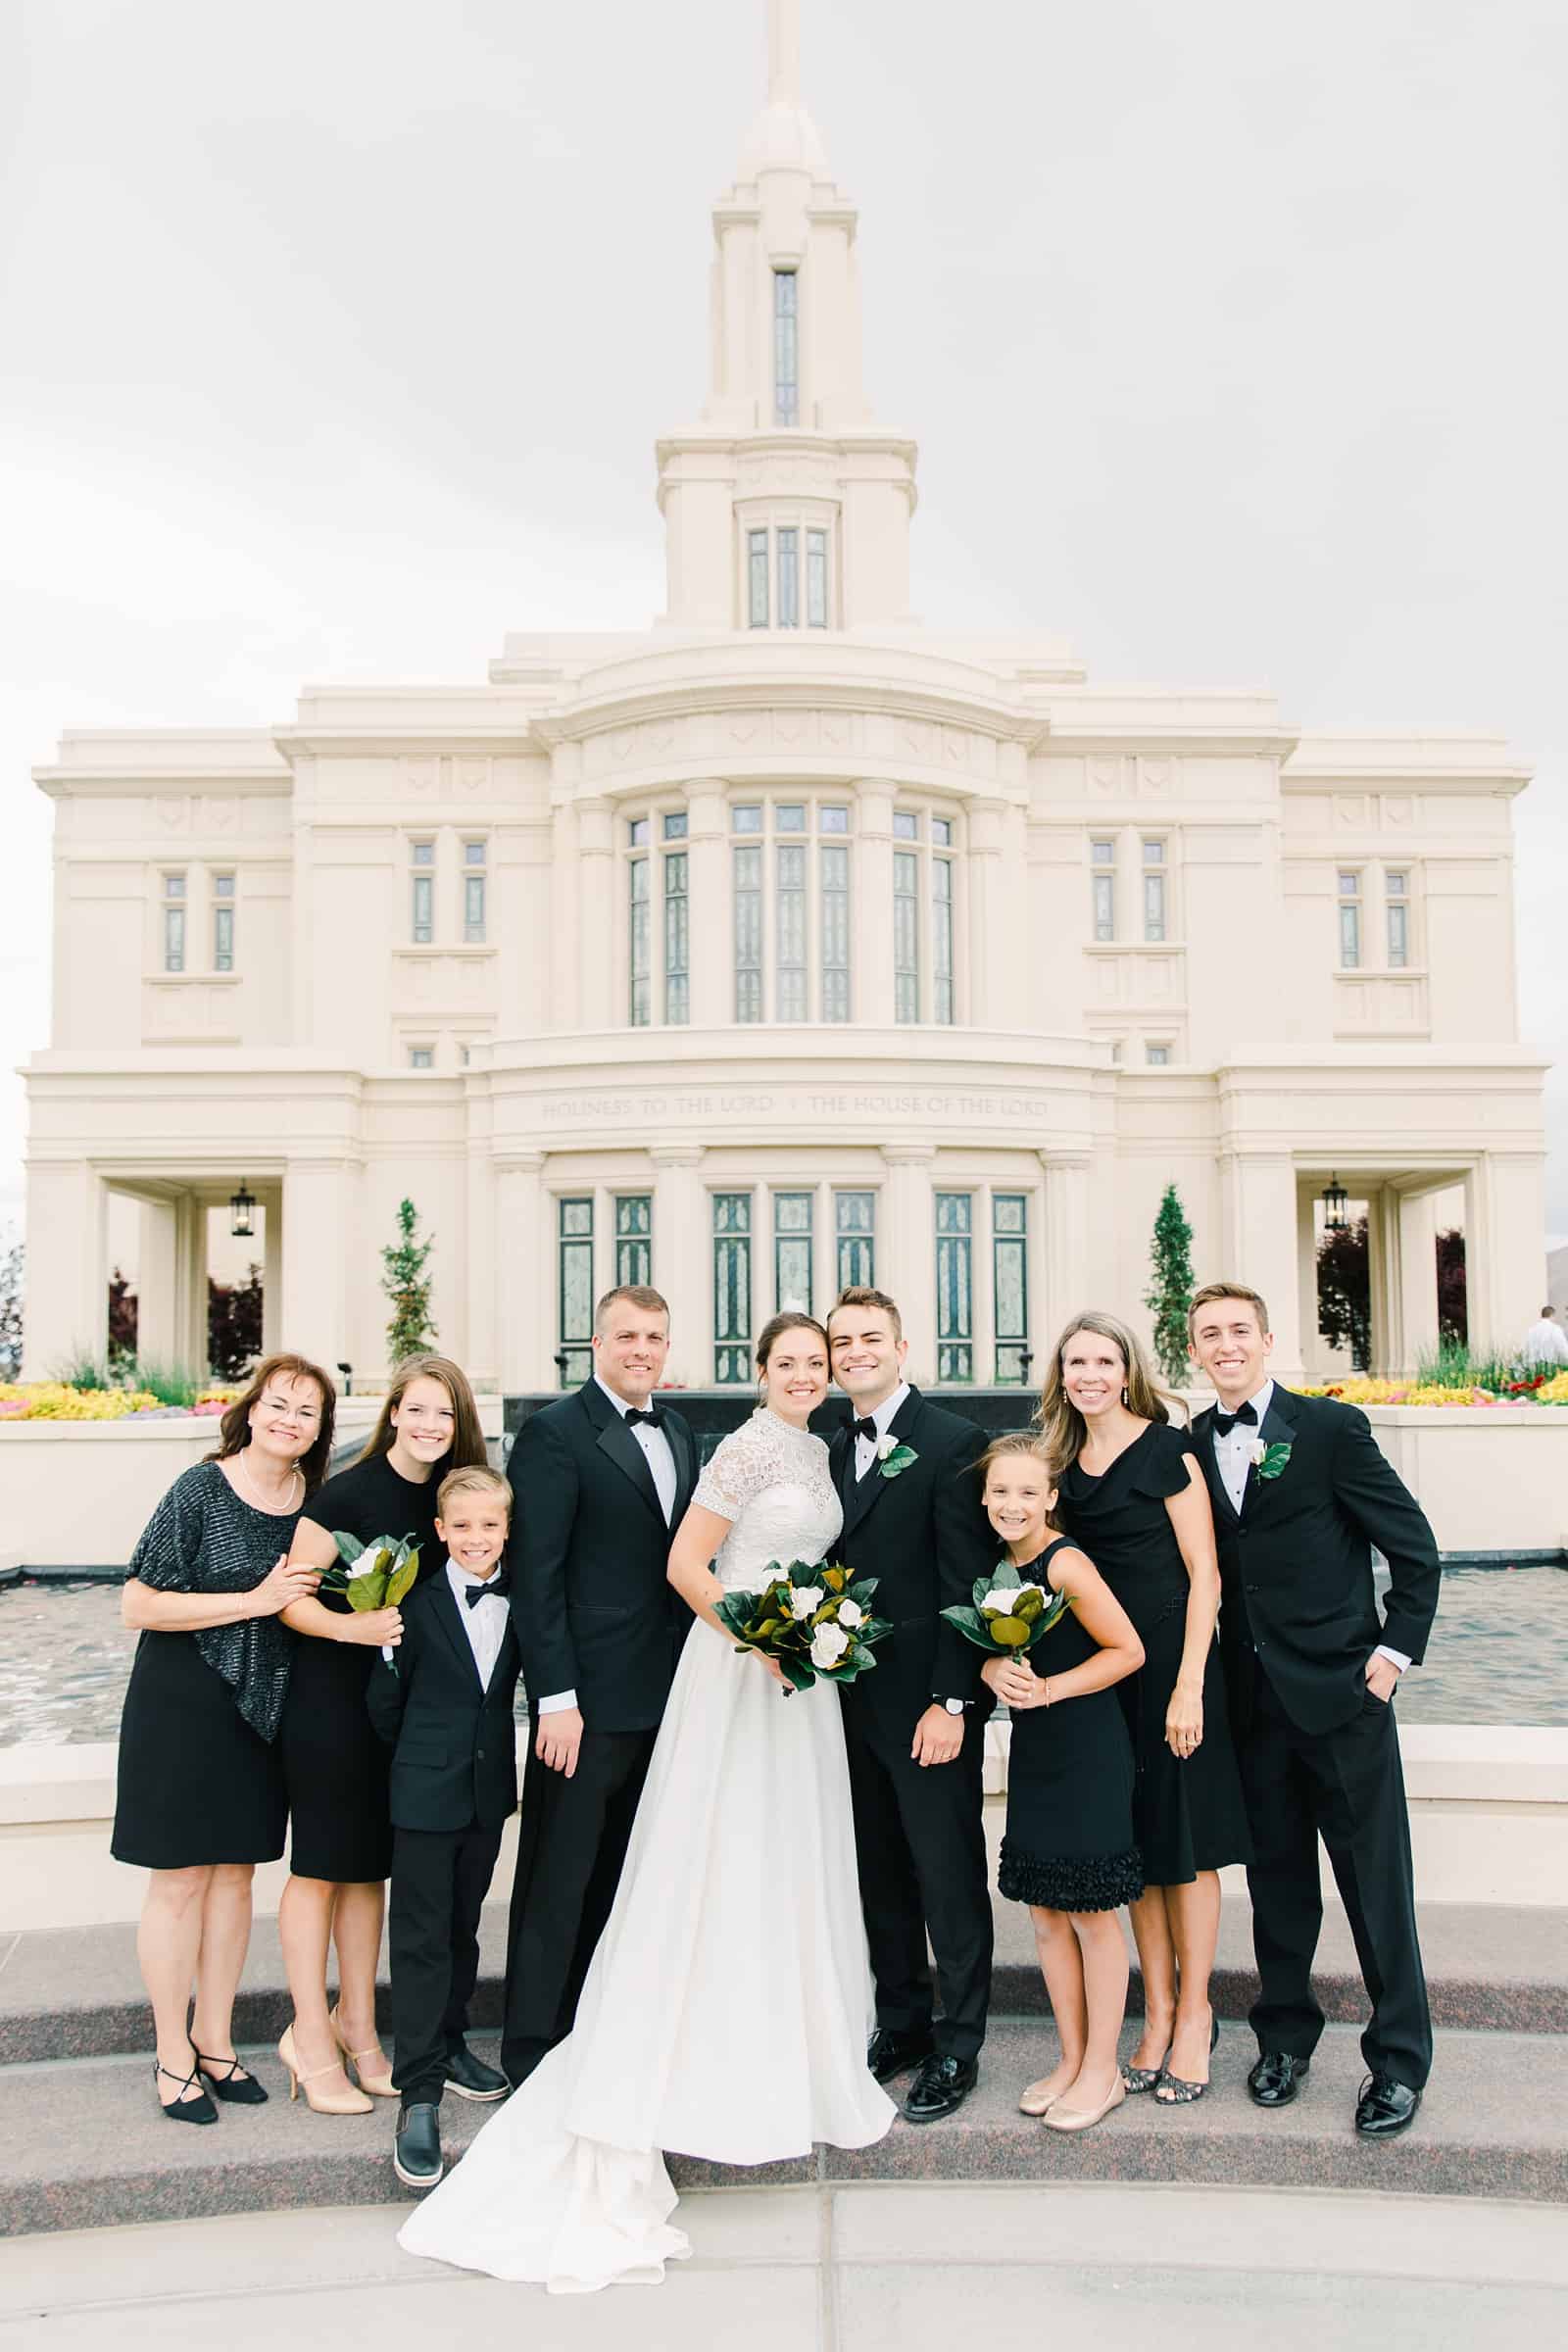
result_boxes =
[5,2181,1567,2348]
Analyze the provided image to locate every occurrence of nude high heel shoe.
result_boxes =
[277,2024,374,2115]
[329,2004,397,2098]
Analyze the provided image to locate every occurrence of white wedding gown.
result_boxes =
[397,1407,895,2292]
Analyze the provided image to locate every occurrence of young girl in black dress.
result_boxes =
[980,1435,1145,2133]
[277,1354,488,2115]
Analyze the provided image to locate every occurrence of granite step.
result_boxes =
[2,1897,1562,2068]
[3,2017,1564,2237]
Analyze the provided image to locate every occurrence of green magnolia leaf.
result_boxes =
[333,1530,366,1565]
[878,1443,918,1480]
[941,1604,998,1649]
[1020,1591,1073,1646]
[989,1614,1031,1647]
[385,1555,420,1608]
[778,1652,815,1691]
[847,1580,880,1608]
[344,1573,386,1612]
[1257,1443,1293,1482]
[1014,1590,1044,1625]
[989,1562,1023,1590]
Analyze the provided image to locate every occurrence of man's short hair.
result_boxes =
[826,1285,904,1344]
[1187,1282,1270,1341]
[594,1284,671,1335]
[435,1465,513,1519]
[1542,1306,1555,1320]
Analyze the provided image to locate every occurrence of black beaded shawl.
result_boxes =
[126,1460,302,1741]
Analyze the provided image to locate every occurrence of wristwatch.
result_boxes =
[940,1696,968,1717]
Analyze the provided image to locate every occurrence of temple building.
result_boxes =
[22,2,1548,1392]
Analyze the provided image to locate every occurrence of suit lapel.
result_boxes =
[581,1381,667,1528]
[425,1569,483,1690]
[841,1387,921,1540]
[1242,1386,1298,1520]
[1191,1402,1243,1531]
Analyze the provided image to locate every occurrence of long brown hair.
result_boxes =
[756,1311,830,1389]
[209,1352,338,1494]
[358,1354,487,1476]
[1034,1310,1179,1477]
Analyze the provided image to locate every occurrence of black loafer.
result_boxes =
[867,2026,936,2084]
[902,2053,978,2124]
[1354,2073,1421,2138]
[444,2043,510,2102]
[393,2101,445,2190]
[1248,2050,1310,2108]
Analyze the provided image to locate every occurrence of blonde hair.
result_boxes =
[435,1464,512,1520]
[1035,1310,1179,1476]
[976,1432,1062,1533]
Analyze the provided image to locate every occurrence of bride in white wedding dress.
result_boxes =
[397,1311,895,2292]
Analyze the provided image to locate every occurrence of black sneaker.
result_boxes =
[444,2043,511,2102]
[393,2101,444,2190]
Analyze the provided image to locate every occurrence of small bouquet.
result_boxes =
[714,1560,891,1691]
[941,1560,1071,1656]
[321,1530,421,1672]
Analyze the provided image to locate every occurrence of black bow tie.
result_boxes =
[624,1406,662,1429]
[854,1416,880,1445]
[1213,1401,1259,1439]
[463,1574,511,1609]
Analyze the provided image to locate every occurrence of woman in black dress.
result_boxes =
[979,1436,1145,2133]
[277,1354,487,2114]
[1046,1311,1251,2105]
[115,1353,336,2120]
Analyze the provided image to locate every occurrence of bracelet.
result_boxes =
[1043,1676,1052,1708]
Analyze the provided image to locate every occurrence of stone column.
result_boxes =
[173,1193,208,1375]
[854,782,897,1028]
[685,784,730,1028]
[261,1193,283,1359]
[881,1145,936,1382]
[1040,1152,1092,1347]
[576,800,615,1032]
[464,1140,499,1394]
[1218,1152,1302,1378]
[494,1154,546,1395]
[281,1159,357,1378]
[1396,1191,1442,1375]
[651,1145,707,1387]
[1464,1152,1546,1358]
[20,1158,107,1379]
[965,798,1016,1031]
[134,1196,180,1367]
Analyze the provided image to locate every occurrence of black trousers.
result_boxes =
[842,1701,993,2063]
[388,1819,505,2107]
[500,1725,656,2085]
[1239,1655,1432,2089]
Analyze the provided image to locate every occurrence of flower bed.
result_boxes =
[0,1383,236,1422]
[1300,1373,1568,1408]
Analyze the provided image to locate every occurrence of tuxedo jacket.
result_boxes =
[366,1573,521,1834]
[1190,1386,1440,1739]
[826,1387,996,1733]
[508,1382,698,1736]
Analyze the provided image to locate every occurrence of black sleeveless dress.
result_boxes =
[1057,1421,1251,1884]
[997,1536,1144,1913]
[278,1451,443,1883]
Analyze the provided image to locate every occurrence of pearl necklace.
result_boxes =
[235,1446,304,1515]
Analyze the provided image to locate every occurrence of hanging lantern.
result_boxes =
[229,1179,257,1240]
[1322,1173,1348,1233]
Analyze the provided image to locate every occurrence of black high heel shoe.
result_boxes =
[195,2049,269,2105]
[1154,2011,1220,2105]
[155,2053,218,2125]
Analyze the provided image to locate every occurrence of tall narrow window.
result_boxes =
[663,849,689,1024]
[1338,870,1362,969]
[806,527,828,626]
[464,841,487,943]
[558,1198,595,1387]
[932,858,955,1024]
[734,845,763,1021]
[935,1193,973,1383]
[835,1191,875,1290]
[773,270,799,426]
[777,527,799,627]
[1092,840,1115,942]
[1142,839,1166,943]
[1386,870,1409,968]
[820,842,850,1021]
[713,1193,753,1383]
[776,843,808,1020]
[212,874,234,972]
[615,1195,653,1288]
[773,1191,813,1313]
[629,856,651,1025]
[411,841,434,944]
[748,529,769,628]
[894,850,920,1022]
[162,872,186,972]
[994,1194,1030,1385]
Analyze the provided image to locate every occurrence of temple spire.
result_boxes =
[767,0,801,106]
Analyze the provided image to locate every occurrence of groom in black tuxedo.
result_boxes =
[501,1286,698,2086]
[1188,1282,1440,2138]
[825,1286,997,2122]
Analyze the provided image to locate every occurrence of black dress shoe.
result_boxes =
[1354,2074,1421,2138]
[444,2042,510,2102]
[902,2053,978,2124]
[866,2025,936,2084]
[393,2102,445,2190]
[1248,2050,1311,2107]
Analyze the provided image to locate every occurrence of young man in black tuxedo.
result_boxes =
[501,1285,698,2088]
[1188,1282,1441,2139]
[825,1286,997,2122]
[368,1467,521,2190]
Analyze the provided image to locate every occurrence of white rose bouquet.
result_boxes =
[941,1559,1070,1656]
[713,1560,891,1690]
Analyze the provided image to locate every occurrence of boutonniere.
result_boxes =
[876,1435,919,1480]
[1250,1440,1292,1482]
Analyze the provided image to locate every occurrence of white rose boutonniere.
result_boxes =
[875,1436,919,1479]
[1249,1440,1267,1469]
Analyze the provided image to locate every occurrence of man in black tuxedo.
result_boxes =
[824,1286,997,2123]
[368,1466,521,2190]
[501,1285,698,2086]
[1188,1282,1440,2138]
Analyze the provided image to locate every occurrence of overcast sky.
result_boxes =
[3,0,1565,1248]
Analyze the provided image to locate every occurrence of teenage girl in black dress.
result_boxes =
[277,1354,488,2114]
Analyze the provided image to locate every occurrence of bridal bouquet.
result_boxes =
[941,1560,1070,1656]
[714,1560,891,1691]
[320,1531,422,1671]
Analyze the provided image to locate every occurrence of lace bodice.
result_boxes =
[693,1410,843,1590]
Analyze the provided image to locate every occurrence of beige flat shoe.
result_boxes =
[1017,2078,1064,2117]
[329,2003,397,2098]
[277,2025,373,2116]
[1045,2076,1127,2133]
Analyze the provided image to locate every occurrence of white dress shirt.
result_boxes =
[853,1380,911,1481]
[1523,1317,1568,1367]
[537,1374,679,1718]
[1210,1378,1409,1675]
[446,1559,511,1690]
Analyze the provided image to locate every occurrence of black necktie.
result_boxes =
[624,1406,662,1430]
[1213,1400,1258,1440]
[854,1415,879,1445]
[464,1574,511,1609]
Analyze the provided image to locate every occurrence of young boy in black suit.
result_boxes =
[368,1465,521,2190]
